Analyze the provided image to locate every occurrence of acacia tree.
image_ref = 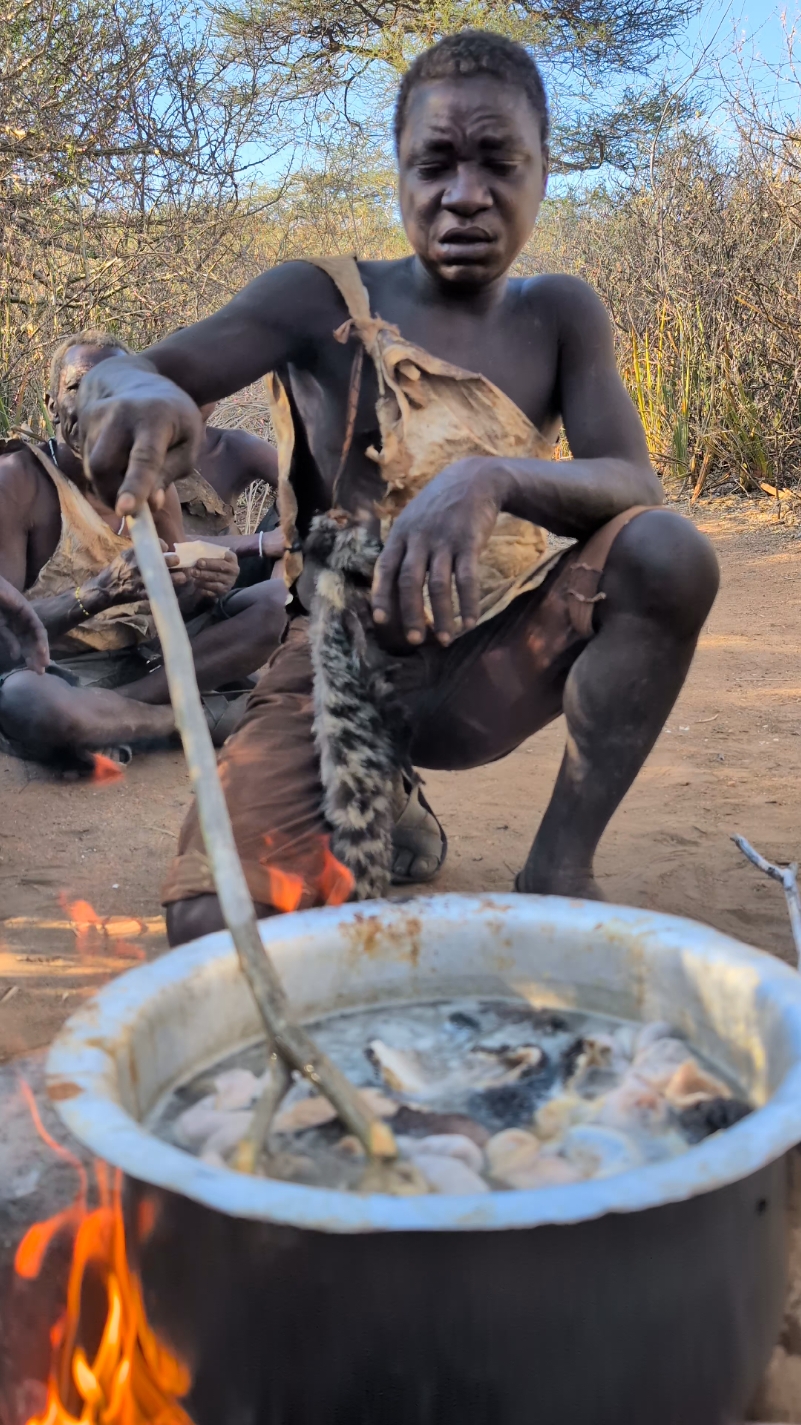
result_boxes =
[218,0,701,173]
[0,0,286,427]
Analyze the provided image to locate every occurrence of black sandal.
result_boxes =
[391,776,448,885]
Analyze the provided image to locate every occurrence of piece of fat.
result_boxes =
[500,1155,582,1190]
[561,1124,643,1179]
[398,1133,484,1174]
[273,1085,399,1135]
[213,1068,261,1111]
[201,1109,254,1160]
[412,1153,490,1195]
[664,1059,731,1109]
[485,1128,541,1182]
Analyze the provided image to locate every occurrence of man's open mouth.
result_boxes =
[436,227,496,260]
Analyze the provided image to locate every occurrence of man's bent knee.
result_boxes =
[166,894,227,946]
[166,892,274,947]
[602,509,719,639]
[0,670,74,757]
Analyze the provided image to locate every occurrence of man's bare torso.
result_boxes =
[280,256,567,524]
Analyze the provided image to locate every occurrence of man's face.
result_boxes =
[49,344,124,453]
[397,76,548,290]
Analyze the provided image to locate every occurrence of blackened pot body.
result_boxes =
[129,1156,788,1425]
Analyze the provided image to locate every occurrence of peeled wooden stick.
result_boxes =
[129,505,396,1161]
[732,834,801,968]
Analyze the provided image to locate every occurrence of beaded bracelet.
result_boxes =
[74,586,91,619]
[258,530,265,560]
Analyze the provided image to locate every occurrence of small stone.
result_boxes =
[412,1153,489,1195]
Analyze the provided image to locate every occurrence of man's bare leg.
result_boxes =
[0,582,287,763]
[520,510,719,899]
[119,581,287,703]
[0,671,175,762]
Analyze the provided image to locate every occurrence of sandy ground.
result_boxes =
[2,500,801,1420]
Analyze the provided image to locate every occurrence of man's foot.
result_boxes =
[514,867,606,901]
[391,777,447,884]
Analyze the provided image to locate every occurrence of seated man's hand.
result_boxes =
[0,577,49,674]
[372,458,504,646]
[78,359,203,518]
[90,547,188,606]
[186,550,239,603]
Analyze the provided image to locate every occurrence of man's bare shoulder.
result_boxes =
[518,272,613,334]
[0,442,45,505]
[218,427,277,474]
[234,259,362,339]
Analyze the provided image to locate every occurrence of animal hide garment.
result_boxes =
[305,512,408,900]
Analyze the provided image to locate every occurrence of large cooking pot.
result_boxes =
[46,894,801,1424]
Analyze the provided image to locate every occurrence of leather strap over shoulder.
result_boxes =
[303,255,372,326]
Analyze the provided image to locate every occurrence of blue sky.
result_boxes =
[243,0,799,193]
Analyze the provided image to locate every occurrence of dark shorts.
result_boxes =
[161,508,651,911]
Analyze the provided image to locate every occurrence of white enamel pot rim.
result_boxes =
[46,894,801,1234]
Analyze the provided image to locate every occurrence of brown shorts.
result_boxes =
[161,507,651,910]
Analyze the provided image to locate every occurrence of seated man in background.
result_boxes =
[0,331,288,768]
[175,398,285,587]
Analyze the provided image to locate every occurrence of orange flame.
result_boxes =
[259,835,354,913]
[17,1175,193,1425]
[318,843,354,907]
[14,1079,88,1280]
[14,1081,191,1424]
[91,753,125,784]
[260,859,304,914]
[58,895,147,962]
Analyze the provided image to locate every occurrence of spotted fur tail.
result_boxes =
[306,513,406,899]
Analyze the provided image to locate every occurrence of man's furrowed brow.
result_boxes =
[409,136,456,161]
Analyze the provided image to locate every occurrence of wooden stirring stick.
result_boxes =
[128,505,397,1163]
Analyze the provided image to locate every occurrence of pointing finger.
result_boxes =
[454,546,480,632]
[372,530,406,626]
[115,422,172,517]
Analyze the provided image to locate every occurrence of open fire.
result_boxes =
[259,834,355,912]
[14,1090,193,1425]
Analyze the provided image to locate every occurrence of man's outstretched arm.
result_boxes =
[76,262,337,517]
[0,575,49,674]
[372,277,663,647]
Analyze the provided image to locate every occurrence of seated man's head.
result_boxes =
[394,30,549,290]
[47,329,130,454]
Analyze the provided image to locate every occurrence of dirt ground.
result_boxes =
[2,499,801,1420]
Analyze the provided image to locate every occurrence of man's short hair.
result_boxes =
[48,329,130,398]
[393,30,550,151]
